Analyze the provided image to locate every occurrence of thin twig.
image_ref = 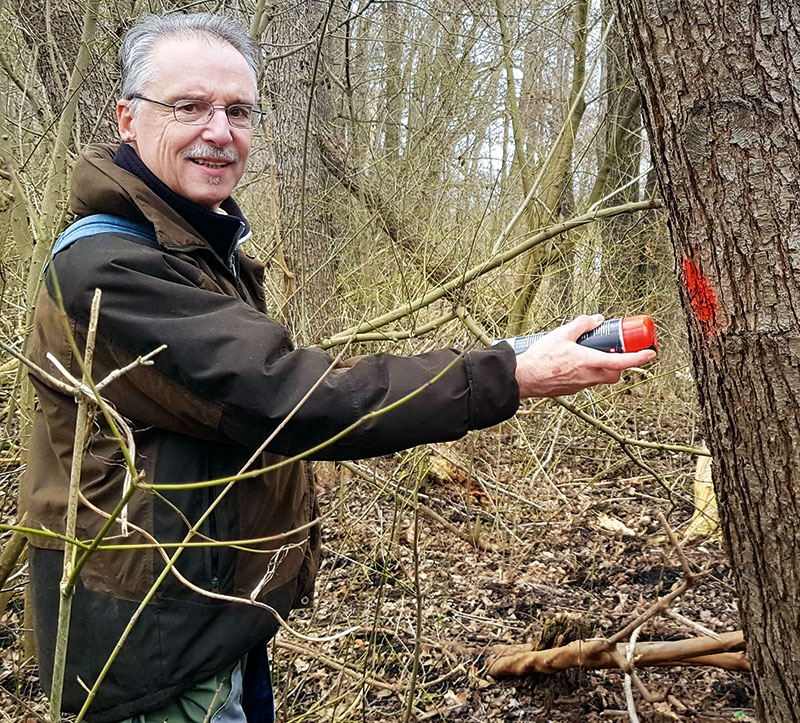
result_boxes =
[46,351,144,537]
[666,609,720,640]
[455,307,492,346]
[95,344,167,391]
[555,396,709,457]
[322,198,662,348]
[607,515,707,648]
[401,466,424,723]
[630,673,668,703]
[624,625,643,723]
[0,338,77,396]
[323,311,457,346]
[655,511,694,581]
[49,289,101,723]
[530,406,568,502]
[275,640,401,692]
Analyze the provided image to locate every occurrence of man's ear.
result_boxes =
[117,99,136,143]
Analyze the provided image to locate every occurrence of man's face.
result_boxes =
[117,36,255,210]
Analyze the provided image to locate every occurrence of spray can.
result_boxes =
[494,315,658,355]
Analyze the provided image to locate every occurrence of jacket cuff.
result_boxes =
[464,344,520,430]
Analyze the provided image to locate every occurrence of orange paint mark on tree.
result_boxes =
[682,257,718,334]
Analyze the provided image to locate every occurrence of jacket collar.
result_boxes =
[69,144,251,257]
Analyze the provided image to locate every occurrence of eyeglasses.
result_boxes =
[131,94,264,129]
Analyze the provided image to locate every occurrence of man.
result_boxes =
[23,12,656,723]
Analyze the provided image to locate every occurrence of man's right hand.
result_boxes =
[514,314,657,399]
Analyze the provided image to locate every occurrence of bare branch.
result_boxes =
[486,631,747,678]
[322,198,662,348]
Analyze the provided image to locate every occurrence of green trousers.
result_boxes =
[116,662,239,723]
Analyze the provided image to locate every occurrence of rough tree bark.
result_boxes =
[611,1,800,719]
[14,0,120,144]
[263,0,338,341]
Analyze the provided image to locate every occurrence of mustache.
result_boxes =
[183,144,240,163]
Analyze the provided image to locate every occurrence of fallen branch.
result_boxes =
[486,630,747,678]
[486,513,749,687]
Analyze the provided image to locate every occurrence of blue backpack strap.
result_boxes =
[51,213,158,261]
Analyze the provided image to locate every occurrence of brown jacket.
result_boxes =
[23,144,519,721]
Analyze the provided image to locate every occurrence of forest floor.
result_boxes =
[0,401,753,722]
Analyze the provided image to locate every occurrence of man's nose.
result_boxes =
[201,108,234,145]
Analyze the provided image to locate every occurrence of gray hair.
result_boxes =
[119,13,259,110]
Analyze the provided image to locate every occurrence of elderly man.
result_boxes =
[23,12,656,723]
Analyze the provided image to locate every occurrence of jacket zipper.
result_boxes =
[229,222,247,300]
[162,220,248,301]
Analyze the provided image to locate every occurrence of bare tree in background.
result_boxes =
[261,0,339,340]
[595,0,649,315]
[502,0,590,333]
[613,0,800,718]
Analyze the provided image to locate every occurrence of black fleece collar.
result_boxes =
[113,142,251,261]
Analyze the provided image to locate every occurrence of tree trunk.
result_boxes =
[264,0,338,341]
[14,0,119,145]
[612,1,800,719]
